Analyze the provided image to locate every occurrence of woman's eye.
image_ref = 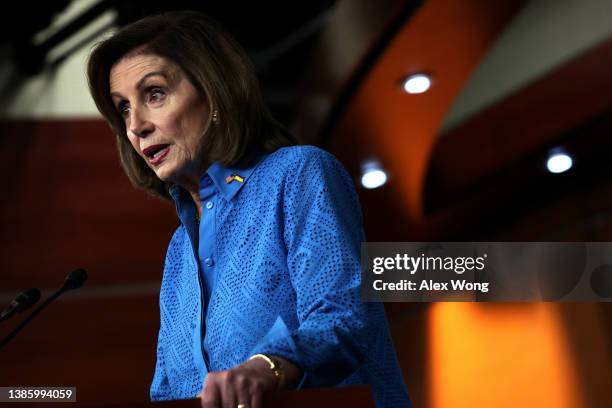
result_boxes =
[117,102,130,117]
[148,88,166,103]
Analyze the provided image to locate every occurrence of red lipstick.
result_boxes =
[142,144,170,166]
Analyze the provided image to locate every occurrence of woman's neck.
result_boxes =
[188,189,202,218]
[173,170,206,219]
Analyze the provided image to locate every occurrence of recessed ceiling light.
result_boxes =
[361,160,388,189]
[402,73,432,94]
[546,150,573,174]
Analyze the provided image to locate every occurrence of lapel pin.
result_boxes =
[225,174,244,184]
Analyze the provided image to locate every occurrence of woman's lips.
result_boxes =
[147,145,170,166]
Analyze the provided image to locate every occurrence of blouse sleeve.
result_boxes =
[150,299,172,400]
[150,228,183,401]
[252,147,375,387]
[150,326,171,400]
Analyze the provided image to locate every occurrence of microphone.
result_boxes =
[0,268,88,350]
[0,288,41,322]
[63,268,88,290]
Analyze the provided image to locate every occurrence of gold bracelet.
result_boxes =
[249,354,285,390]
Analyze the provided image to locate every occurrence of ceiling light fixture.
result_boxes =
[402,73,432,94]
[361,160,388,189]
[546,149,573,174]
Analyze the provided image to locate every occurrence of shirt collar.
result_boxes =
[168,152,268,203]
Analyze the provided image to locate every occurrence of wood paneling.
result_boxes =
[0,119,177,290]
[0,295,159,404]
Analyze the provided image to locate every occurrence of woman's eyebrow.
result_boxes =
[135,71,169,89]
[110,71,169,98]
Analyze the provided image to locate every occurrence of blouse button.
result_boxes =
[205,257,215,267]
[206,201,214,210]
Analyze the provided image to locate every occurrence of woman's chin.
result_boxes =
[150,160,201,188]
[151,164,174,183]
[153,165,190,187]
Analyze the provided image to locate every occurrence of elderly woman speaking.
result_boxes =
[86,10,410,408]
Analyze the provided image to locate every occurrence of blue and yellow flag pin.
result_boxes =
[225,174,244,184]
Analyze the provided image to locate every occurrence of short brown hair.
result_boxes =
[87,10,297,199]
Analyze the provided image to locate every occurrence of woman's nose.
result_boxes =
[129,107,154,138]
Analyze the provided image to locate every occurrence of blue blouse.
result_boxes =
[150,145,411,407]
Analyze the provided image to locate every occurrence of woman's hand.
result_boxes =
[198,356,301,408]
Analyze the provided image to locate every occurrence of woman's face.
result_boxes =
[109,53,210,188]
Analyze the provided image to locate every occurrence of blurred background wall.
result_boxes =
[1,0,611,406]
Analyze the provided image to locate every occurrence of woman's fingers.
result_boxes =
[220,370,237,408]
[201,360,276,408]
[200,373,221,408]
[232,371,251,408]
[249,381,265,408]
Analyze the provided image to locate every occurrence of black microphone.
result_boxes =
[0,268,88,350]
[0,288,41,322]
[63,268,88,290]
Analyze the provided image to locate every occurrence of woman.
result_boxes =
[87,10,410,408]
